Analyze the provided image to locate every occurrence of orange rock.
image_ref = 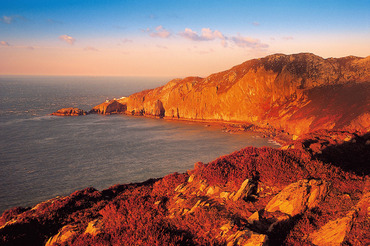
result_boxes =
[51,107,86,116]
[122,53,369,135]
[265,179,330,216]
[90,99,127,115]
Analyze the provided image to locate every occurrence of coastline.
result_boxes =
[2,53,369,245]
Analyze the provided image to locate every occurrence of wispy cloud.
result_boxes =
[1,15,26,24]
[59,35,76,45]
[230,34,269,49]
[179,28,225,41]
[0,41,10,46]
[84,46,98,51]
[282,36,294,40]
[146,25,171,38]
[179,27,268,51]
[252,22,260,26]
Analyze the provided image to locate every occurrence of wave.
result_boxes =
[0,115,58,126]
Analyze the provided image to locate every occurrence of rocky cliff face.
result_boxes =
[125,53,370,135]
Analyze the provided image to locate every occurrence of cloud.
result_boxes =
[59,35,76,45]
[1,15,26,24]
[0,41,10,46]
[146,25,171,38]
[230,34,269,49]
[252,22,260,26]
[282,36,294,40]
[221,39,228,48]
[179,28,225,41]
[84,46,98,51]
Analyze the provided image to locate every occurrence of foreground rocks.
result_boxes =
[0,130,369,245]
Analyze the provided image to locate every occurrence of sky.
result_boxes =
[1,0,369,77]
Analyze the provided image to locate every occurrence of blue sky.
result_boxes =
[1,0,369,76]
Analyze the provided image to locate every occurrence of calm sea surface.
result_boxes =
[0,76,279,213]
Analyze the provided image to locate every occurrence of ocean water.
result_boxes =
[0,76,279,213]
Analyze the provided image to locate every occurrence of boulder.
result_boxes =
[309,211,356,246]
[265,179,330,216]
[233,179,257,201]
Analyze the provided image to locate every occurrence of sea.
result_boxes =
[0,76,280,213]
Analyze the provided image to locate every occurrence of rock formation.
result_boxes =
[51,108,87,116]
[89,99,127,115]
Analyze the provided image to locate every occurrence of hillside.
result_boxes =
[120,53,369,136]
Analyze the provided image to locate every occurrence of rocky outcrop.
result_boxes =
[89,99,127,115]
[51,107,87,116]
[309,211,356,246]
[45,224,79,246]
[124,53,370,135]
[265,179,330,216]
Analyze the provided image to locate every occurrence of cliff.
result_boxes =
[89,99,127,115]
[1,130,369,245]
[125,53,370,136]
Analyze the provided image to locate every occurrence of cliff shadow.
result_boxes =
[312,132,370,176]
